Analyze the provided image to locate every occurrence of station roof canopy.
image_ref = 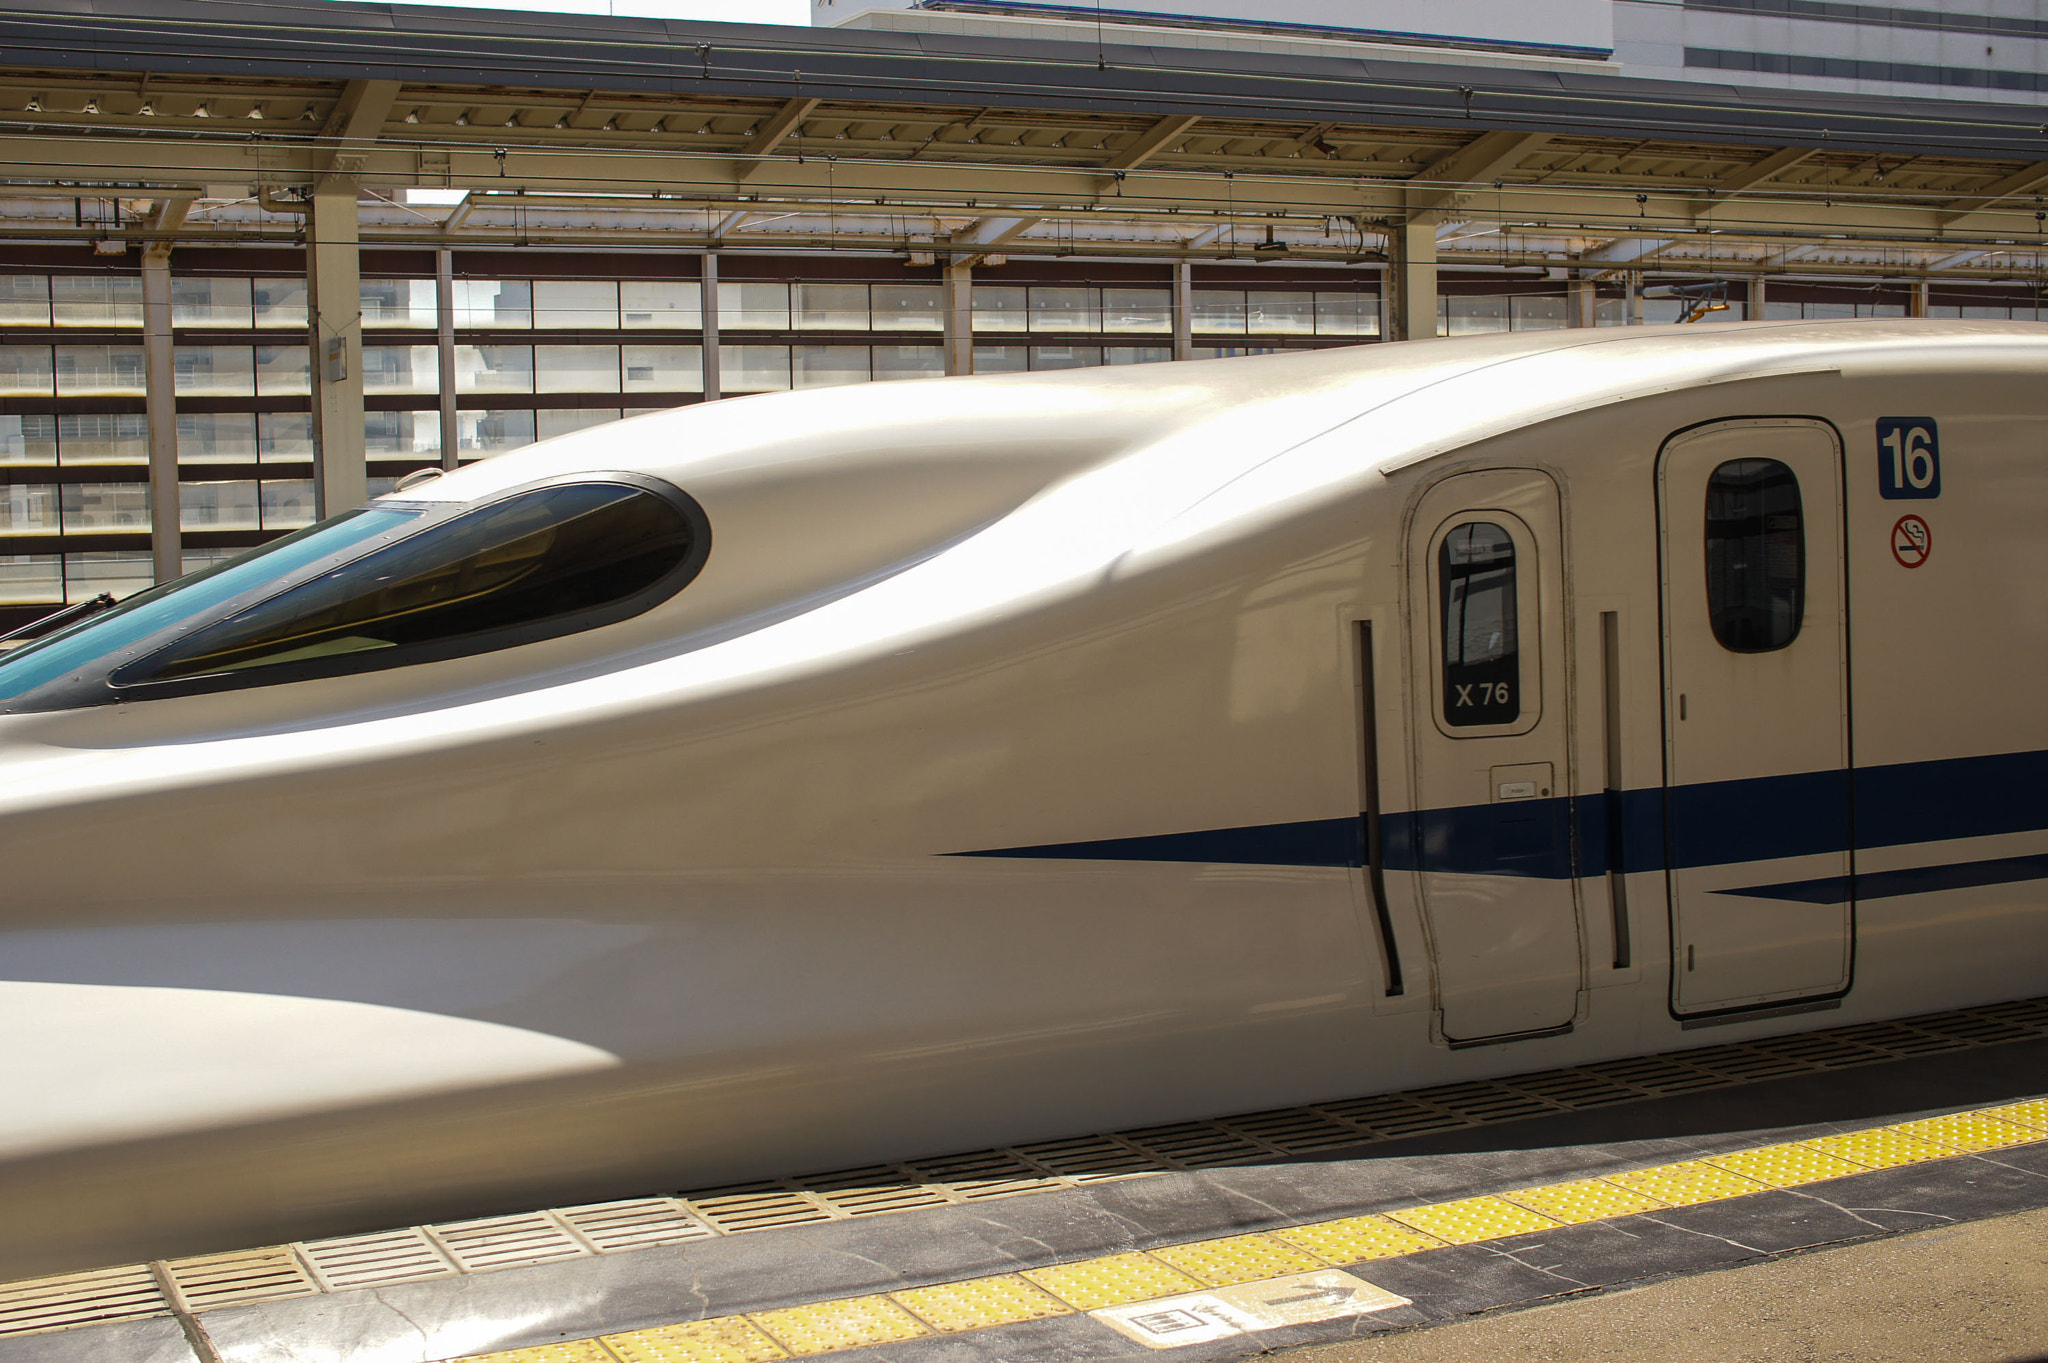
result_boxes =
[0,0,2043,280]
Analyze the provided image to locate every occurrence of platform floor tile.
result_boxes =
[465,1344,616,1363]
[1887,1112,2045,1153]
[747,1297,930,1356]
[890,1275,1071,1332]
[1383,1196,1561,1245]
[604,1317,791,1363]
[1982,1098,2048,1131]
[1148,1233,1327,1287]
[1602,1160,1770,1206]
[1269,1215,1449,1264]
[1702,1142,1869,1187]
[1019,1253,1203,1310]
[1497,1178,1669,1224]
[1804,1128,1954,1169]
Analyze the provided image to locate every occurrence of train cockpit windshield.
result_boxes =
[0,476,708,712]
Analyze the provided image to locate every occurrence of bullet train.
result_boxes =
[0,318,2043,1277]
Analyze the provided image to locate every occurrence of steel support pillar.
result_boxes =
[437,248,458,470]
[1750,274,1768,320]
[1387,218,1437,342]
[943,259,973,376]
[1171,260,1193,361]
[1567,276,1596,329]
[1909,278,1930,317]
[140,244,180,586]
[308,188,366,518]
[700,252,721,401]
[1627,270,1644,325]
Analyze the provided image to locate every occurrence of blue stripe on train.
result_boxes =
[1711,853,2048,905]
[951,748,2048,898]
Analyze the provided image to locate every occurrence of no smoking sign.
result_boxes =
[1892,514,1931,569]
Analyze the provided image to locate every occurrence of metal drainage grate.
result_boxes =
[299,1229,458,1292]
[426,1213,594,1274]
[674,994,2048,1228]
[555,1200,717,1253]
[6,994,2048,1340]
[0,1265,169,1339]
[161,1246,320,1313]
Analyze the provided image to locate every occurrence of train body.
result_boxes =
[0,318,2042,1275]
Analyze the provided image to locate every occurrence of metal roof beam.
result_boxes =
[954,214,1039,248]
[1696,146,1816,213]
[314,78,399,192]
[733,96,819,182]
[1405,130,1551,223]
[1102,114,1200,174]
[1925,248,1988,271]
[1579,235,1672,277]
[949,212,1040,264]
[1938,160,2048,227]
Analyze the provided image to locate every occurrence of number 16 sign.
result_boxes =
[1877,417,1940,500]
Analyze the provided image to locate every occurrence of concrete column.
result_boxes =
[436,248,458,470]
[1386,218,1438,342]
[1566,276,1596,329]
[1626,270,1644,325]
[307,188,367,518]
[140,244,181,586]
[1750,274,1767,321]
[943,259,973,376]
[1171,260,1193,361]
[1909,278,1929,318]
[699,252,722,401]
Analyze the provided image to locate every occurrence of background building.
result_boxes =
[0,0,2039,629]
[818,0,2048,104]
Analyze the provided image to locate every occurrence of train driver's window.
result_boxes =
[1440,521,1519,727]
[1704,458,1804,653]
[114,480,702,689]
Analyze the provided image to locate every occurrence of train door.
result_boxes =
[1658,419,1852,1017]
[1406,470,1582,1043]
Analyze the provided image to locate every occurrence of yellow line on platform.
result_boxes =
[452,1096,2048,1362]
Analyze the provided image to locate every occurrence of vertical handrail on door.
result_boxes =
[1601,610,1632,969]
[1357,621,1405,996]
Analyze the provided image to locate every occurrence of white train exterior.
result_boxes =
[0,318,2040,1275]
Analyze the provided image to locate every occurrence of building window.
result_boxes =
[534,280,620,329]
[178,413,259,463]
[717,282,791,331]
[172,277,255,329]
[52,276,143,328]
[793,345,870,387]
[535,344,622,393]
[60,413,147,465]
[0,276,51,327]
[794,283,870,331]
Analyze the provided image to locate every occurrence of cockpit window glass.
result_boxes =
[1440,521,1520,727]
[1705,458,1804,653]
[117,482,696,686]
[0,508,418,702]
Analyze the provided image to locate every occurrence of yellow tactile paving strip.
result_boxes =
[447,1098,2048,1363]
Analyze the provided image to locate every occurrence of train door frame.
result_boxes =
[1655,416,1855,1022]
[1402,467,1588,1046]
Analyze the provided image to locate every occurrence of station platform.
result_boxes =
[6,997,2048,1363]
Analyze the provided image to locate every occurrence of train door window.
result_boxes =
[1440,521,1519,727]
[1704,458,1804,653]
